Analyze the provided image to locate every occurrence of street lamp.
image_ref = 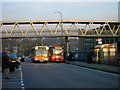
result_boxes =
[55,12,68,62]
[55,12,63,37]
[41,38,45,46]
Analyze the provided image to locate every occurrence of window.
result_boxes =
[103,48,108,57]
[110,48,115,56]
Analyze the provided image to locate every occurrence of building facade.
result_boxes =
[78,37,119,51]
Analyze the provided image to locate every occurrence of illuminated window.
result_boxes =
[103,48,108,57]
[110,48,115,56]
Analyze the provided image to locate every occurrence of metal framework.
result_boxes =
[0,20,120,38]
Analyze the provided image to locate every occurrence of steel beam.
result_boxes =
[1,20,120,39]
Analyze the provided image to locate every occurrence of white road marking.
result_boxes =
[19,65,25,89]
[65,63,120,76]
[22,86,25,90]
[81,66,120,76]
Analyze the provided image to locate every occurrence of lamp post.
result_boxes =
[55,12,63,37]
[41,38,46,46]
[55,12,69,62]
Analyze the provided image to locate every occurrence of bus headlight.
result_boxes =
[56,56,59,58]
[35,58,38,60]
[45,58,49,60]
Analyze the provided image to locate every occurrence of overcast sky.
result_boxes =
[1,0,119,21]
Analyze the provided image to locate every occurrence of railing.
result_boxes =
[0,20,120,38]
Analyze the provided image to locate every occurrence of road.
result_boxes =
[2,58,119,89]
[22,59,119,88]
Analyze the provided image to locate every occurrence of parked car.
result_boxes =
[67,52,75,61]
[74,52,87,62]
[9,52,20,72]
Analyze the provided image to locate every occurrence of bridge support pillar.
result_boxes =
[65,36,70,61]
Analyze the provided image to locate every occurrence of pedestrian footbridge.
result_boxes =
[0,20,120,39]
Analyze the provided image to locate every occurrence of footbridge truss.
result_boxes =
[0,20,120,39]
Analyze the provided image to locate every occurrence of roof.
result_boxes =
[95,44,116,48]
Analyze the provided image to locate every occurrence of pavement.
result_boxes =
[0,66,2,90]
[0,72,1,90]
[0,66,22,89]
[65,60,120,74]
